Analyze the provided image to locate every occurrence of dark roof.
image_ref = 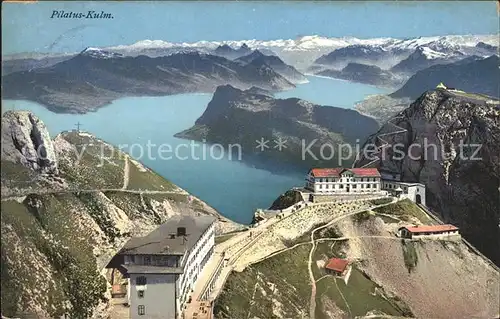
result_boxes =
[119,215,216,256]
[123,264,183,274]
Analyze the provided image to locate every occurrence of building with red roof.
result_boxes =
[305,167,381,194]
[325,257,350,276]
[398,224,459,239]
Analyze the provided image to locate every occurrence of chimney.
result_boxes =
[177,227,186,237]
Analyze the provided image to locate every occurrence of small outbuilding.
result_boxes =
[398,224,459,239]
[325,258,349,276]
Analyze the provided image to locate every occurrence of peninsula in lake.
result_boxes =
[175,85,379,171]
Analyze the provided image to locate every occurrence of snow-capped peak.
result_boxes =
[80,47,123,59]
[417,46,448,59]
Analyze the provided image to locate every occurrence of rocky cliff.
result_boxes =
[391,55,500,100]
[175,85,380,172]
[0,111,240,318]
[215,200,499,318]
[354,89,500,265]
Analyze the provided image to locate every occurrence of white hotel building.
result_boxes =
[305,168,382,193]
[118,215,216,319]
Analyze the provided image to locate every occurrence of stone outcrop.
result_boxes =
[1,111,58,174]
[1,111,241,318]
[355,89,500,265]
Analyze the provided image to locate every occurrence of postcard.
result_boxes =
[1,1,499,318]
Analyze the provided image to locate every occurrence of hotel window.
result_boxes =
[138,290,145,298]
[136,276,147,286]
[144,256,151,265]
[352,184,357,188]
[138,305,145,316]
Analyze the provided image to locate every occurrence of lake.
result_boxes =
[276,75,390,107]
[2,76,388,224]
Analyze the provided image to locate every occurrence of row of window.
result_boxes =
[126,254,177,267]
[384,183,408,192]
[180,247,214,305]
[315,177,378,183]
[318,183,378,189]
[179,225,214,300]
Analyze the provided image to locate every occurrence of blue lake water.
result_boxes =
[2,76,387,224]
[277,75,389,108]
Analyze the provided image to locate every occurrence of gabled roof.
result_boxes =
[119,215,216,256]
[348,168,381,177]
[325,258,349,273]
[309,168,380,178]
[309,168,343,178]
[399,224,459,234]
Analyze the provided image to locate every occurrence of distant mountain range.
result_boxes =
[4,34,497,72]
[2,34,497,113]
[2,48,298,113]
[212,43,277,60]
[235,50,307,84]
[391,55,500,99]
[213,43,252,59]
[310,35,497,71]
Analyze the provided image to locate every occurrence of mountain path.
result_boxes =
[1,188,188,201]
[306,199,398,318]
[122,156,130,190]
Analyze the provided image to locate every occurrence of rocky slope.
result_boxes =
[390,46,465,75]
[354,94,412,124]
[391,55,500,100]
[215,200,499,318]
[0,111,240,318]
[175,85,379,171]
[354,89,500,265]
[2,48,295,114]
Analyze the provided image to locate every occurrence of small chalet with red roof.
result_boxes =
[398,224,459,239]
[305,167,381,194]
[325,257,350,276]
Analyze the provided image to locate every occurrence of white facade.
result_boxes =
[381,181,426,206]
[398,227,459,239]
[177,222,215,314]
[123,218,216,319]
[305,168,381,194]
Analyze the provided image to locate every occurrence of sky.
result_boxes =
[2,1,499,55]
